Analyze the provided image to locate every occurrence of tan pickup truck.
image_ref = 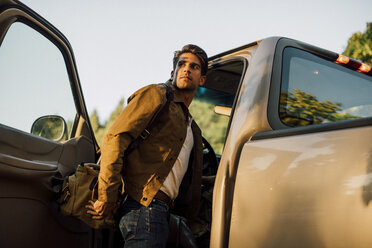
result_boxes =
[1,0,372,247]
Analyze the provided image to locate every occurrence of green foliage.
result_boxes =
[189,99,229,154]
[90,99,125,147]
[343,22,372,65]
[66,120,73,138]
[280,89,359,126]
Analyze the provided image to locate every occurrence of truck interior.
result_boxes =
[188,59,245,247]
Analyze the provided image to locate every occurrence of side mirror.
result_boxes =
[31,115,68,141]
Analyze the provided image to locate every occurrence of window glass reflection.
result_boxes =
[280,48,372,127]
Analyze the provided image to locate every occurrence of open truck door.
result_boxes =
[0,1,104,247]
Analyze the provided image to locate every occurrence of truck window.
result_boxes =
[280,47,372,127]
[189,60,244,154]
[0,22,76,141]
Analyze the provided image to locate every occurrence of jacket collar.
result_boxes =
[165,81,191,121]
[166,80,184,103]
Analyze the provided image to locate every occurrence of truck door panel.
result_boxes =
[230,126,372,247]
[0,2,97,247]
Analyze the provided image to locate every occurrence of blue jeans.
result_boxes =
[119,196,170,248]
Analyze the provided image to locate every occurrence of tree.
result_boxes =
[103,98,125,133]
[280,89,359,126]
[90,110,102,134]
[189,98,230,154]
[343,22,372,65]
[90,99,125,147]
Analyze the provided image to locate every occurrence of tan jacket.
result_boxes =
[98,83,202,217]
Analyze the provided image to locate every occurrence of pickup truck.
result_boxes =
[1,0,372,248]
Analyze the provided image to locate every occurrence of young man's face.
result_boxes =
[172,53,206,92]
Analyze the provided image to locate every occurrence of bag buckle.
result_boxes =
[139,129,150,140]
[62,190,71,203]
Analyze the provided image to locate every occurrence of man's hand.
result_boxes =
[85,200,118,220]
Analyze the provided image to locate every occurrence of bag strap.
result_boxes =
[125,83,173,155]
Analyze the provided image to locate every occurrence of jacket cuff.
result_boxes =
[98,188,119,203]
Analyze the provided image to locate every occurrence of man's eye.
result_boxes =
[178,61,185,66]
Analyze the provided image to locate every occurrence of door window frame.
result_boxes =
[0,5,96,146]
[203,57,248,154]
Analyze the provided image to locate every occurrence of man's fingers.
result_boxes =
[85,200,116,219]
[92,215,104,220]
[85,204,95,211]
[86,209,100,216]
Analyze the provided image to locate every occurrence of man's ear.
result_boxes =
[199,75,206,86]
[170,71,174,80]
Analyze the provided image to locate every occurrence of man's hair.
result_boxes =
[173,44,208,76]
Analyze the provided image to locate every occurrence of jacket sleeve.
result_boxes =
[98,84,167,202]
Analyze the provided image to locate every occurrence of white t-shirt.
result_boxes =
[160,117,194,200]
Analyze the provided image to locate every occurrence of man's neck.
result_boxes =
[175,89,196,107]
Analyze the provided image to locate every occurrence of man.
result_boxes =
[86,44,208,247]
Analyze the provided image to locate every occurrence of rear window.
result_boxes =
[280,47,372,127]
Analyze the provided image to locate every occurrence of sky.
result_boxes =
[20,0,372,122]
